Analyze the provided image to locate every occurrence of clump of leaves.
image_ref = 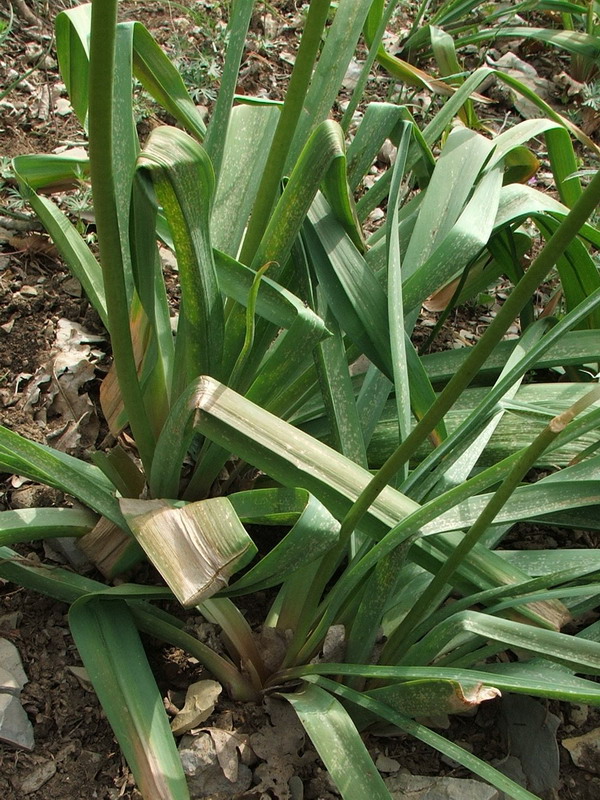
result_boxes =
[3,1,600,799]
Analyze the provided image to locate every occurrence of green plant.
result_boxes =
[3,1,600,799]
[360,0,599,136]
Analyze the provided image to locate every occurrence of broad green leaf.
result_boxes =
[132,22,207,141]
[253,120,363,273]
[399,284,600,488]
[402,128,494,285]
[214,249,328,336]
[403,610,600,674]
[403,163,504,316]
[418,320,553,500]
[430,25,478,127]
[0,508,98,546]
[363,382,600,470]
[0,546,256,700]
[387,122,415,456]
[304,197,392,378]
[421,330,600,384]
[312,291,368,467]
[346,103,406,191]
[55,3,91,126]
[138,126,224,395]
[128,177,174,429]
[88,0,155,472]
[0,426,125,529]
[11,151,89,191]
[364,0,458,96]
[69,597,190,799]
[363,678,499,721]
[211,105,279,256]
[239,0,332,262]
[277,659,600,706]
[282,684,392,800]
[302,676,538,800]
[225,491,341,595]
[459,26,600,60]
[12,156,107,326]
[0,545,110,603]
[287,0,374,165]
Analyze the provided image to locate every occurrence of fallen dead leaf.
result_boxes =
[170,680,222,736]
[18,319,105,453]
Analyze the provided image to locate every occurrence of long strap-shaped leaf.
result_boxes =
[277,659,600,705]
[363,0,462,97]
[281,684,392,800]
[0,508,98,546]
[239,0,333,263]
[211,104,279,257]
[403,609,600,673]
[148,377,571,634]
[56,6,207,141]
[459,26,600,60]
[203,0,254,176]
[0,546,257,699]
[69,596,190,800]
[0,426,125,528]
[286,0,375,167]
[138,126,224,396]
[88,0,155,471]
[252,119,363,274]
[12,155,107,326]
[301,675,539,800]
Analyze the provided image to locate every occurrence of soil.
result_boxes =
[0,1,599,799]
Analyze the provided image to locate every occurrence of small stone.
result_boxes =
[19,285,38,297]
[491,755,527,790]
[569,704,589,727]
[54,97,73,116]
[0,693,35,750]
[67,665,95,692]
[0,639,28,690]
[385,773,500,800]
[0,612,22,630]
[563,727,600,773]
[368,207,385,222]
[375,754,401,773]
[179,731,252,798]
[61,277,82,297]
[20,759,56,793]
[0,666,20,694]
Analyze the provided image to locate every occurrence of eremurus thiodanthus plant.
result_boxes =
[2,0,600,797]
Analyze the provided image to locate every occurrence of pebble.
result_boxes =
[563,727,600,774]
[0,693,35,750]
[179,731,253,798]
[569,704,589,727]
[19,285,38,297]
[0,639,28,689]
[20,759,57,794]
[385,773,500,800]
[376,753,401,773]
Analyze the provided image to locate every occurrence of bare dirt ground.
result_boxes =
[0,2,599,799]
